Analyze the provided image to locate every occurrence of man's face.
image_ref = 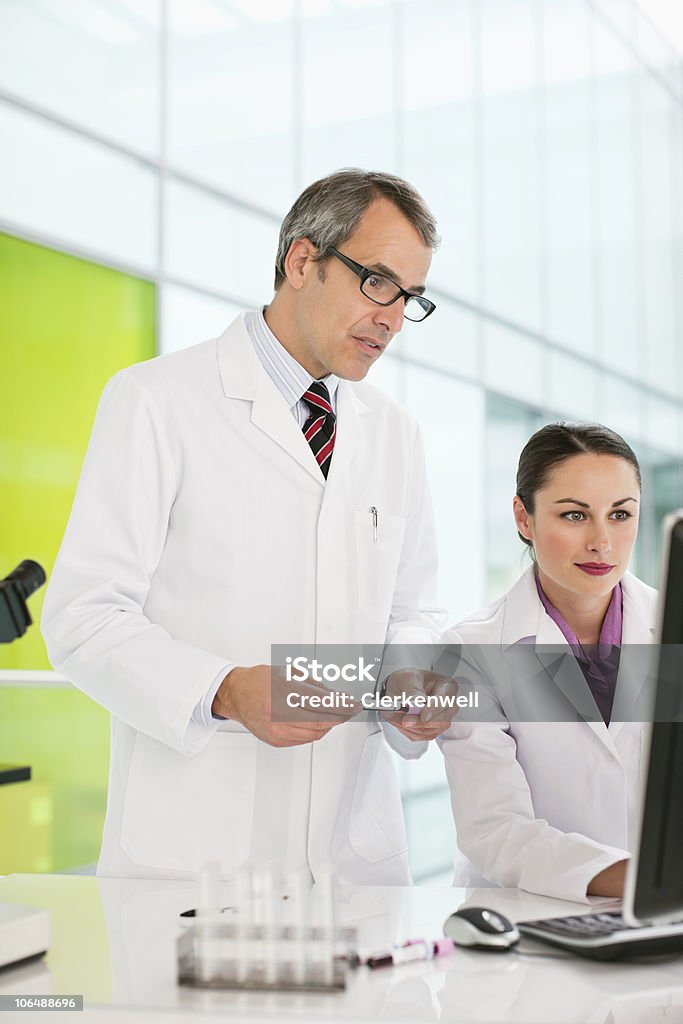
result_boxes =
[288,198,433,381]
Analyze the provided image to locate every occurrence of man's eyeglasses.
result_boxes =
[330,248,436,323]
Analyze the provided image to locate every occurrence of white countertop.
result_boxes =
[0,874,682,1024]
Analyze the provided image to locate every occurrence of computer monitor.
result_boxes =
[624,510,683,927]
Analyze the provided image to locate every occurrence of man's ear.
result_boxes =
[283,237,318,290]
[512,496,533,541]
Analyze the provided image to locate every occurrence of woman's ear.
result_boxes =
[513,496,533,541]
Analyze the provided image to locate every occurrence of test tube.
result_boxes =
[287,867,311,986]
[196,861,221,983]
[234,864,252,984]
[316,869,337,987]
[257,866,279,985]
[197,860,221,920]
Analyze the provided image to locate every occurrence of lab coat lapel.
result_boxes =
[609,573,658,739]
[502,569,619,757]
[325,381,367,486]
[534,592,623,758]
[533,611,609,729]
[216,315,324,484]
[251,368,324,482]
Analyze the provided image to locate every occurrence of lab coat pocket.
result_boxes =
[354,509,407,623]
[120,730,256,873]
[348,730,408,862]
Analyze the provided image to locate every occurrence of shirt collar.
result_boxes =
[250,307,340,410]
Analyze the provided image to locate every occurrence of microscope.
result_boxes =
[0,557,51,970]
[0,560,46,643]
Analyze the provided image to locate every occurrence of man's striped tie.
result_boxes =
[302,380,336,479]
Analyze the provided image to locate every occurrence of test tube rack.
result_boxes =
[177,922,357,991]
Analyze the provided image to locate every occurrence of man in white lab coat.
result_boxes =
[42,169,449,883]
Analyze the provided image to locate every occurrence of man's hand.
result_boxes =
[379,668,459,741]
[212,664,358,747]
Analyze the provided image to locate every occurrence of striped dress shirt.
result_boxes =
[245,307,340,420]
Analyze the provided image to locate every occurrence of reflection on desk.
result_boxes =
[0,875,681,1024]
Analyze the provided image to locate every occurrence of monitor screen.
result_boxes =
[624,512,683,926]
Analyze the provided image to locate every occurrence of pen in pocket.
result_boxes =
[369,506,378,543]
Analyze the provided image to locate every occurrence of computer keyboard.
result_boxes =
[518,911,683,960]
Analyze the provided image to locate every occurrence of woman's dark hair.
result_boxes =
[515,421,642,550]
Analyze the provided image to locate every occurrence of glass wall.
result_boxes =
[1,0,681,881]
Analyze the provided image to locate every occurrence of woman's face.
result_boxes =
[513,453,641,603]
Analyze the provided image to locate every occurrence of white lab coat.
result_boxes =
[42,315,446,883]
[438,565,657,902]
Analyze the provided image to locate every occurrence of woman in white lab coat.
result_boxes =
[439,422,657,903]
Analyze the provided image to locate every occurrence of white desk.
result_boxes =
[0,874,681,1024]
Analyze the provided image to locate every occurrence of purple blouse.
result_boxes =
[534,574,623,725]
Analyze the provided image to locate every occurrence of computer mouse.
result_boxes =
[444,906,520,951]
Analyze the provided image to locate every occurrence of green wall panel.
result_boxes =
[0,689,112,871]
[0,232,156,669]
[0,232,156,870]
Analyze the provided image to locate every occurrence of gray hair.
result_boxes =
[273,168,440,289]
